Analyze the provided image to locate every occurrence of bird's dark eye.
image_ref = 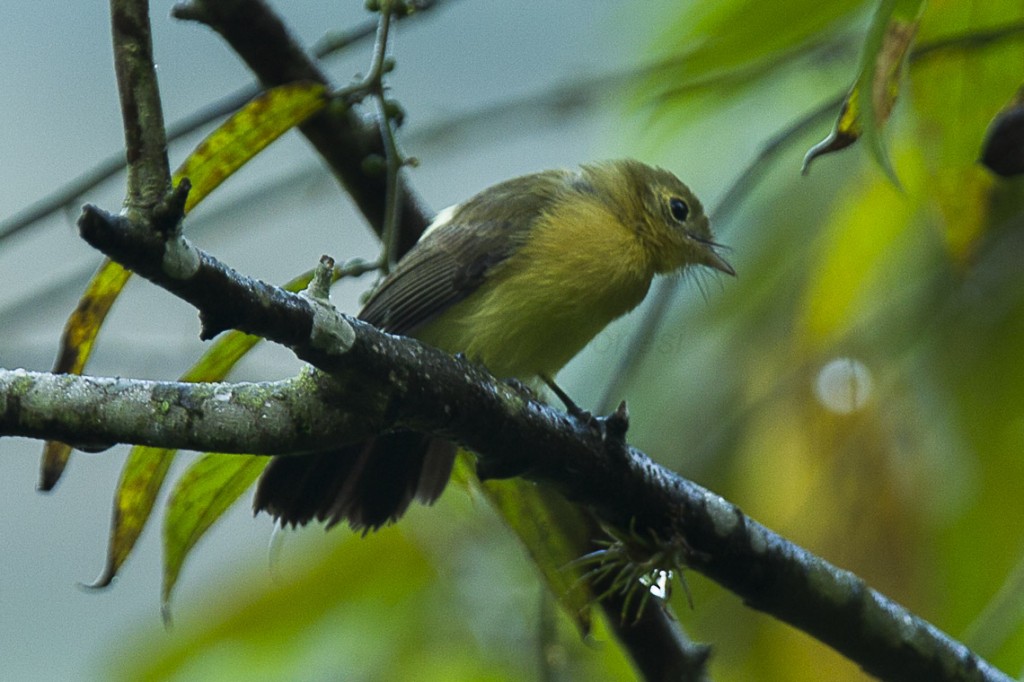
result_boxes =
[669,197,689,222]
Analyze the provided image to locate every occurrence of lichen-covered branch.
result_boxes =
[77,202,320,344]
[31,3,1013,679]
[0,370,365,454]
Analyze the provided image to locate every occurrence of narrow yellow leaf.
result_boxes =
[90,331,263,588]
[41,83,327,489]
[39,258,132,489]
[172,82,328,213]
[89,447,178,588]
[53,258,133,373]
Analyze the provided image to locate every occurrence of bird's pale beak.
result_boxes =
[702,248,736,276]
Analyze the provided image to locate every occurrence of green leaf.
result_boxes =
[641,0,869,106]
[162,453,268,618]
[117,530,436,682]
[91,331,263,587]
[158,266,332,615]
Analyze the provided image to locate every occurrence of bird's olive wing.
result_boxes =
[358,170,568,335]
[357,219,521,335]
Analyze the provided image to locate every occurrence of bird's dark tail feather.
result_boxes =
[254,432,456,532]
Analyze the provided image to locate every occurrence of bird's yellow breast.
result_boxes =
[415,195,657,379]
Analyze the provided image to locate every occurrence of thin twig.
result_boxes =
[597,277,679,414]
[172,0,431,257]
[3,14,1022,248]
[363,1,404,270]
[598,576,711,682]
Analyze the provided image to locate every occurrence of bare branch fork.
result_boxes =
[0,0,1008,681]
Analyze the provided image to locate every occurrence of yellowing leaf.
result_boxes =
[173,82,328,213]
[157,267,334,615]
[90,447,177,588]
[179,330,264,382]
[39,258,132,489]
[92,331,263,588]
[38,441,75,491]
[162,453,268,618]
[803,0,926,178]
[52,259,133,373]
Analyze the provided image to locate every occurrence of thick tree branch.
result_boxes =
[76,202,350,349]
[0,371,363,454]
[0,203,996,681]
[96,4,707,672]
[600,585,711,682]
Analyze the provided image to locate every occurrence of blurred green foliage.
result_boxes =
[622,0,1024,679]
[107,0,1024,680]
[112,488,636,681]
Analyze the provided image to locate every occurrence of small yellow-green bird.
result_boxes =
[254,159,733,530]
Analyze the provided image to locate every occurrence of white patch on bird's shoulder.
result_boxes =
[419,204,460,242]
